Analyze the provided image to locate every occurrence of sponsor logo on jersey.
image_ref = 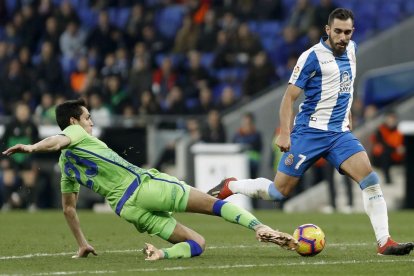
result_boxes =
[285,154,294,166]
[339,71,352,93]
[321,59,335,64]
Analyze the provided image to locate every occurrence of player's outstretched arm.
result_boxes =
[62,193,97,258]
[2,135,71,156]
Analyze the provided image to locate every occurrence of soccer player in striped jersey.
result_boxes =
[208,8,414,256]
[2,98,298,261]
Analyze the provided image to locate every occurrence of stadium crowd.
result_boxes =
[0,0,411,210]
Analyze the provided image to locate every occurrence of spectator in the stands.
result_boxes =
[191,86,215,115]
[0,59,32,114]
[312,0,337,34]
[164,86,188,115]
[216,86,238,111]
[70,56,89,95]
[128,57,153,100]
[4,20,22,53]
[272,26,304,67]
[196,9,219,52]
[36,41,64,94]
[201,109,226,143]
[125,3,147,46]
[173,14,199,54]
[103,74,129,115]
[38,0,54,23]
[0,102,39,166]
[59,20,87,59]
[89,91,112,127]
[287,0,315,36]
[232,112,262,178]
[152,57,178,102]
[132,42,152,69]
[213,30,235,68]
[232,22,262,66]
[181,50,213,98]
[114,47,130,81]
[41,16,61,55]
[137,90,160,116]
[20,4,43,52]
[371,111,405,184]
[18,46,34,77]
[0,41,11,76]
[303,25,321,49]
[54,0,80,34]
[243,51,277,100]
[140,24,168,58]
[34,92,56,125]
[86,10,119,57]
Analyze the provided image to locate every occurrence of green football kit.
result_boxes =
[59,125,190,240]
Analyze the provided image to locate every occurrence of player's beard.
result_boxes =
[328,35,347,56]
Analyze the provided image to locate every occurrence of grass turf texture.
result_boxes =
[1,210,413,275]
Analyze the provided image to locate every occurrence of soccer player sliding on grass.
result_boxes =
[2,98,298,261]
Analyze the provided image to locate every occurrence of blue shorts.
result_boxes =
[278,126,365,177]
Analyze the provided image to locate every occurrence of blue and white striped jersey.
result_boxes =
[289,37,357,132]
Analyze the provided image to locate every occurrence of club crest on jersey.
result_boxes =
[339,71,351,93]
[285,154,294,166]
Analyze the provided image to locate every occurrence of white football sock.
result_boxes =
[229,178,275,200]
[362,184,390,247]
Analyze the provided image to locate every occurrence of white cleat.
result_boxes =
[256,225,298,251]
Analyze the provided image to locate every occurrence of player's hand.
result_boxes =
[2,144,34,156]
[72,244,97,258]
[275,133,291,152]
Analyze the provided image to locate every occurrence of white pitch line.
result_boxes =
[0,243,372,261]
[1,258,413,276]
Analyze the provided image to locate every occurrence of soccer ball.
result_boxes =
[293,224,326,256]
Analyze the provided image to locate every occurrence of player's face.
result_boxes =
[73,106,94,135]
[325,18,354,56]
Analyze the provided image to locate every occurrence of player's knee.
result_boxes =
[359,171,380,190]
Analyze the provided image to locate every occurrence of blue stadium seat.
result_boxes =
[108,8,131,29]
[376,2,402,30]
[78,8,99,29]
[155,5,186,39]
[185,98,199,110]
[404,0,414,15]
[260,37,278,53]
[155,53,184,68]
[5,0,18,15]
[257,21,282,37]
[200,52,215,69]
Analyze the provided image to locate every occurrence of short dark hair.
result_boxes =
[328,8,354,26]
[55,98,86,130]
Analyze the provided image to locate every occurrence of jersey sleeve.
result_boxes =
[62,125,88,147]
[289,50,317,89]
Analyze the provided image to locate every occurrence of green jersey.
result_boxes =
[58,125,153,211]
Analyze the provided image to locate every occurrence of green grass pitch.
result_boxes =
[1,210,413,275]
